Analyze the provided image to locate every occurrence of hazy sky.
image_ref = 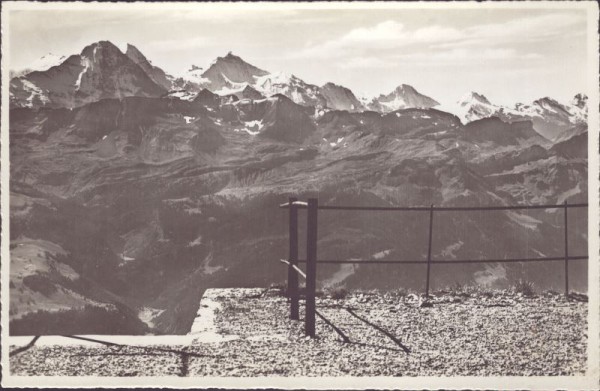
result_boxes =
[7,4,590,106]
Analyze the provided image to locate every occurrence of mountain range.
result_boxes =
[11,42,588,141]
[443,92,588,140]
[8,41,588,335]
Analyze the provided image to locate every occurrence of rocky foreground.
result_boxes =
[10,288,587,377]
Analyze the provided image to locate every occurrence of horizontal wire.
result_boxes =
[280,203,588,211]
[287,256,588,265]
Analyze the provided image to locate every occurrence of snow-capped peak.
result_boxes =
[10,40,166,109]
[13,53,67,77]
[442,90,588,139]
[254,71,295,86]
[207,52,239,68]
[435,91,498,124]
[458,92,491,106]
[566,94,588,124]
[253,71,324,107]
[393,84,418,95]
[181,65,210,85]
[571,93,587,109]
[200,52,269,92]
[320,82,365,112]
[367,84,439,113]
[33,53,67,69]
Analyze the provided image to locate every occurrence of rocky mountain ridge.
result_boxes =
[366,84,440,113]
[11,41,587,140]
[10,41,167,109]
[447,91,588,140]
[9,42,435,116]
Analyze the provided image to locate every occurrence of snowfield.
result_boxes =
[9,287,587,377]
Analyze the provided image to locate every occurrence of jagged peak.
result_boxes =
[93,40,120,50]
[81,40,123,57]
[532,97,573,115]
[126,43,143,55]
[322,82,355,93]
[394,84,417,93]
[514,102,528,110]
[203,51,268,77]
[125,43,149,63]
[197,88,217,96]
[256,71,296,84]
[212,51,246,65]
[533,96,560,106]
[571,93,588,108]
[458,91,491,105]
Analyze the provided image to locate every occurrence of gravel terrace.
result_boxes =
[10,287,587,376]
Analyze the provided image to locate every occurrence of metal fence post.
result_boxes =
[564,200,569,298]
[287,197,299,320]
[425,204,434,297]
[305,198,318,337]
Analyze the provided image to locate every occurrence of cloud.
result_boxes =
[395,48,543,63]
[147,36,213,52]
[292,21,466,58]
[471,12,583,41]
[146,8,300,24]
[338,57,396,70]
[434,12,584,49]
[411,25,465,42]
[340,21,468,47]
[343,20,406,43]
[289,11,584,61]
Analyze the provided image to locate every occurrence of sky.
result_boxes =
[7,3,590,106]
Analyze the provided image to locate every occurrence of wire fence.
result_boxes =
[9,198,588,353]
[279,197,588,337]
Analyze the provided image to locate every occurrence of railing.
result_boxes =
[279,197,588,337]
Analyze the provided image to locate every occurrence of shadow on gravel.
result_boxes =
[9,336,39,357]
[9,335,217,377]
[344,307,411,354]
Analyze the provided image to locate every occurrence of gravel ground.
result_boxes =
[9,288,587,376]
